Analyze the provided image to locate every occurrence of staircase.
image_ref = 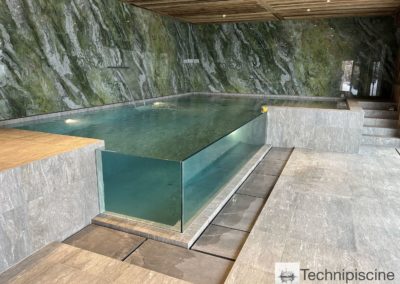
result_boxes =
[360,101,400,147]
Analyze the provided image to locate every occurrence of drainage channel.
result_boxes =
[63,147,294,284]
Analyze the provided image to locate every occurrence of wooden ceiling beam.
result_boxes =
[257,0,284,20]
[122,0,400,24]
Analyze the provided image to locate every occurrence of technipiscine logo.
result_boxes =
[275,263,300,284]
[275,263,396,283]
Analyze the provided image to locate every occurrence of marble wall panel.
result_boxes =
[266,105,364,153]
[0,142,103,273]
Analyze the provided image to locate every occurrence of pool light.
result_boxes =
[65,119,78,124]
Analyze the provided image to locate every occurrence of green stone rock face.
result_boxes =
[0,0,397,120]
[183,18,397,98]
[0,0,187,120]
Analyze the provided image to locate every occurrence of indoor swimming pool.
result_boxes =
[12,95,266,231]
[9,94,343,232]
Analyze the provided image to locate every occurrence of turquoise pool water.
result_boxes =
[13,95,340,160]
[15,95,263,160]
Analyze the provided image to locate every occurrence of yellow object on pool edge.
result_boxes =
[261,105,268,113]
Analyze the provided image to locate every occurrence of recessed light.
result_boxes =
[307,8,311,12]
[327,0,331,2]
[222,14,227,18]
[65,119,78,124]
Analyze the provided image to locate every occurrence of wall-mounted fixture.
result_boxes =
[183,59,200,64]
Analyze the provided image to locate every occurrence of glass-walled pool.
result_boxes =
[11,95,267,231]
[99,114,265,231]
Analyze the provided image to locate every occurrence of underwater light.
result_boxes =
[65,119,78,124]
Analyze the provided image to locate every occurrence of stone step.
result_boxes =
[359,101,398,111]
[361,134,400,147]
[364,118,399,128]
[362,126,399,137]
[364,110,399,119]
[0,243,186,284]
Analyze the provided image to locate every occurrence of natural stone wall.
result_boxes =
[184,18,397,98]
[0,0,397,120]
[0,0,188,120]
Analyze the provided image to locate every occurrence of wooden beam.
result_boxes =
[257,0,284,20]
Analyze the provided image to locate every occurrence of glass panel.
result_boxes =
[98,150,182,232]
[182,113,266,229]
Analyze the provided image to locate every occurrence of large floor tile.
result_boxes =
[125,239,233,284]
[192,225,248,260]
[237,173,277,198]
[265,147,293,161]
[253,159,287,176]
[212,194,264,232]
[0,243,186,284]
[63,224,145,260]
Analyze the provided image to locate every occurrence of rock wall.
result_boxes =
[0,0,397,120]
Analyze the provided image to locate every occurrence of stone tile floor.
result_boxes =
[125,239,233,284]
[191,225,248,259]
[226,146,400,283]
[0,243,187,284]
[64,225,146,260]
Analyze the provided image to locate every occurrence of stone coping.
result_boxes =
[0,93,193,126]
[0,92,349,126]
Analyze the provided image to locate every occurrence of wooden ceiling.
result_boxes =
[123,0,400,24]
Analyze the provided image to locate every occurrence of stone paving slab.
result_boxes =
[192,225,248,260]
[125,239,233,284]
[237,173,278,198]
[0,243,188,284]
[63,224,146,260]
[253,159,287,176]
[264,147,293,161]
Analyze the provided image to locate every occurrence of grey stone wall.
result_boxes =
[266,100,364,153]
[0,141,104,273]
